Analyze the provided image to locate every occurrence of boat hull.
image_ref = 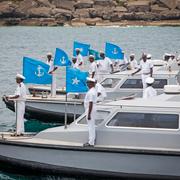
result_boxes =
[2,98,83,123]
[0,141,180,179]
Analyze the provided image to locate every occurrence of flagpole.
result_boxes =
[64,93,68,129]
[64,67,68,129]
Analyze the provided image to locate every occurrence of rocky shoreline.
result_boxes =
[0,0,180,26]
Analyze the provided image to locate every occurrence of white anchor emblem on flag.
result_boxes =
[112,48,118,55]
[35,65,44,77]
[60,56,66,64]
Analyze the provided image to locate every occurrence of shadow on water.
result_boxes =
[0,169,136,180]
[24,119,61,133]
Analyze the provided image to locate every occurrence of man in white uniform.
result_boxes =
[46,52,58,97]
[128,54,138,70]
[143,77,157,99]
[97,52,114,82]
[83,77,97,147]
[167,54,179,71]
[6,74,26,136]
[95,80,107,102]
[132,54,153,89]
[71,57,79,69]
[75,48,84,70]
[88,55,98,80]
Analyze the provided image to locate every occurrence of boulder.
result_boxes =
[28,7,52,18]
[121,12,159,21]
[114,6,128,12]
[160,10,180,20]
[110,13,123,22]
[36,0,52,8]
[151,5,169,13]
[74,8,90,18]
[177,0,180,9]
[94,0,115,6]
[51,8,72,20]
[4,18,21,26]
[89,7,103,18]
[0,1,15,18]
[89,7,113,19]
[71,17,102,25]
[74,0,94,9]
[159,0,177,10]
[18,0,38,12]
[51,0,75,10]
[127,0,150,12]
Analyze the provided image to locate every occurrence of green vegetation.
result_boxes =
[116,0,126,6]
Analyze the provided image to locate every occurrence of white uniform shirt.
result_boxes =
[15,82,26,101]
[140,60,153,74]
[77,54,83,65]
[46,60,54,73]
[72,62,79,69]
[84,87,97,114]
[95,83,107,100]
[130,59,138,69]
[97,57,112,73]
[89,61,98,79]
[143,86,157,99]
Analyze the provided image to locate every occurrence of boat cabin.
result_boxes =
[36,85,180,151]
[101,67,179,100]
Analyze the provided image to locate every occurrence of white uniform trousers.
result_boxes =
[51,73,56,97]
[15,101,25,134]
[86,111,96,145]
[141,74,150,89]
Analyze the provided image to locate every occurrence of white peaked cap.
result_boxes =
[72,56,77,60]
[47,52,52,56]
[146,77,154,84]
[130,53,135,57]
[86,77,96,83]
[147,54,152,58]
[89,55,95,58]
[75,48,81,51]
[164,53,171,56]
[99,51,104,54]
[16,73,25,80]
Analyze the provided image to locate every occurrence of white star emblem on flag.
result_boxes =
[72,77,80,85]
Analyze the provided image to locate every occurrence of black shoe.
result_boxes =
[83,143,94,147]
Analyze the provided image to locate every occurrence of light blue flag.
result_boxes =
[73,41,90,56]
[23,57,52,84]
[105,42,124,60]
[66,67,88,93]
[88,49,102,61]
[54,48,71,66]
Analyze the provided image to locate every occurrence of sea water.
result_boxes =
[0,26,180,179]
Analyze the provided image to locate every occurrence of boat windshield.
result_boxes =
[120,79,167,89]
[77,110,110,125]
[107,112,179,129]
[101,78,120,88]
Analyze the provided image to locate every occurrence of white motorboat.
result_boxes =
[2,65,180,123]
[0,85,180,179]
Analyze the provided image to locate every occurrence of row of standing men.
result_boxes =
[5,50,179,140]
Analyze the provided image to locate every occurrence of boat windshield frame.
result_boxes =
[76,110,111,126]
[105,109,180,131]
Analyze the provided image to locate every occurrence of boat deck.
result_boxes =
[1,132,180,155]
[26,94,84,103]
